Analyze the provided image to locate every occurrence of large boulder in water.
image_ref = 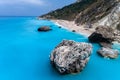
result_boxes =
[97,47,119,59]
[50,40,92,74]
[88,26,115,43]
[38,26,52,32]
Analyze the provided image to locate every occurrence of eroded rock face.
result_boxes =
[89,26,120,59]
[38,26,52,32]
[75,0,118,25]
[98,2,120,29]
[89,26,115,43]
[97,47,119,59]
[50,40,92,74]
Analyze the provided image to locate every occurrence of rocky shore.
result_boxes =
[51,20,120,59]
[35,19,120,74]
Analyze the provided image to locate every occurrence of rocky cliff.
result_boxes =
[40,0,120,30]
[97,2,120,29]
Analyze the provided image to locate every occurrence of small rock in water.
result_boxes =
[50,40,92,74]
[58,26,61,28]
[72,30,76,32]
[97,47,119,59]
[38,26,52,32]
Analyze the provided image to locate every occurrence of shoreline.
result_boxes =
[51,19,95,37]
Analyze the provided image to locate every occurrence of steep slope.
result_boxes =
[75,0,118,24]
[40,0,98,20]
[97,2,120,28]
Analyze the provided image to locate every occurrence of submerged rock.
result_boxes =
[38,26,52,32]
[50,40,92,74]
[97,47,119,59]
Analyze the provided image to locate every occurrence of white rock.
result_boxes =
[50,40,92,74]
[97,47,119,59]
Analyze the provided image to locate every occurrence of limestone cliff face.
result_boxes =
[97,2,120,29]
[75,0,118,24]
[40,0,120,30]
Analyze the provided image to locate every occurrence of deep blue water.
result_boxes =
[0,17,120,80]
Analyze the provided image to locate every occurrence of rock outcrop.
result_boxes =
[89,26,120,59]
[38,26,52,32]
[89,26,120,44]
[97,47,119,59]
[88,26,115,43]
[50,40,92,74]
[75,0,118,25]
[98,2,120,29]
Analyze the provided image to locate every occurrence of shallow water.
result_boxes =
[0,17,120,80]
[113,43,120,51]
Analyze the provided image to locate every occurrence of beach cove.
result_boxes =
[0,17,120,80]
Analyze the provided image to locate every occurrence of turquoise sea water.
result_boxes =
[0,17,120,80]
